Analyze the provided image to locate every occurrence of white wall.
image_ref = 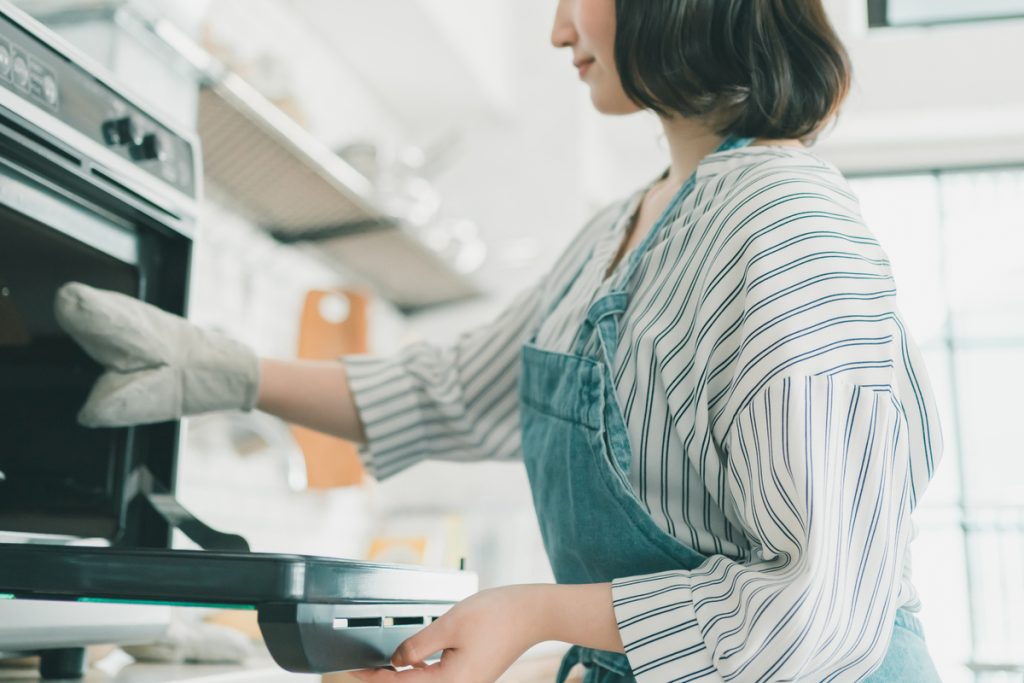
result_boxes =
[570,3,1024,201]
[818,1,1024,172]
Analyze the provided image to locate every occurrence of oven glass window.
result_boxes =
[0,204,139,540]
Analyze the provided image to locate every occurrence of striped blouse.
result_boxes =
[345,146,943,682]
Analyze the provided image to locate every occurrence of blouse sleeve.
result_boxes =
[343,284,544,481]
[344,201,625,480]
[611,372,920,682]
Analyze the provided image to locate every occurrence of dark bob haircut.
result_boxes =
[614,0,852,142]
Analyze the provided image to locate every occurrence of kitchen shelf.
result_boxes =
[8,0,127,19]
[139,12,482,311]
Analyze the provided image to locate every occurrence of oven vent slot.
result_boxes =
[0,111,81,168]
[89,167,181,221]
[331,615,429,629]
[334,617,383,629]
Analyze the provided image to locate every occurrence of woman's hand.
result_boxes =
[53,282,260,427]
[348,585,549,683]
[349,583,624,683]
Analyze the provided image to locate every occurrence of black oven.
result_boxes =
[0,3,475,678]
[0,0,198,556]
[0,57,194,551]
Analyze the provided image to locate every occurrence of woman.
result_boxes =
[55,0,944,681]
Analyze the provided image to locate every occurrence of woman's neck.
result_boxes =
[657,115,726,188]
[656,114,806,188]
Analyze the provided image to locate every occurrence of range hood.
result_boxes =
[143,11,482,311]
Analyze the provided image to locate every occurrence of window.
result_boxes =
[868,0,1024,27]
[849,167,1024,682]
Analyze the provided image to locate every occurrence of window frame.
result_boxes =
[846,164,1024,680]
[868,0,1024,28]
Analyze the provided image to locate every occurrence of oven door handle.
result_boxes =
[125,466,250,552]
[143,491,250,553]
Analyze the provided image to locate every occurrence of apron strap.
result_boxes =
[572,136,756,360]
[530,200,639,346]
[572,291,629,362]
[538,136,755,350]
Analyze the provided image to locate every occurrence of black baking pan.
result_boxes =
[0,543,477,673]
[0,542,474,606]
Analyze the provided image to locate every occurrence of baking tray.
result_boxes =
[0,543,477,673]
[0,543,473,607]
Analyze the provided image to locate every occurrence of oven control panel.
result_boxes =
[0,9,197,198]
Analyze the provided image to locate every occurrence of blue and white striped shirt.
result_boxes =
[346,146,943,682]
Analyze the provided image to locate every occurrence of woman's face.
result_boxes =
[551,0,640,115]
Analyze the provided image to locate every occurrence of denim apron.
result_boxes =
[518,137,943,682]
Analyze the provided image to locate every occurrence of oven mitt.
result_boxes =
[53,281,261,428]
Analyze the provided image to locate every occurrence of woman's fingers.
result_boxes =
[391,616,451,668]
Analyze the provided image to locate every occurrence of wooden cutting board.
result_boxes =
[291,289,369,488]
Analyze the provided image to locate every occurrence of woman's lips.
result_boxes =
[576,59,595,78]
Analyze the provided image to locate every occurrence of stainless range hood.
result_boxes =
[138,10,482,311]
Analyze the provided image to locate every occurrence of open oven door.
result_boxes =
[0,543,477,674]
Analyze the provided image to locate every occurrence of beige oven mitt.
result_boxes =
[53,281,260,428]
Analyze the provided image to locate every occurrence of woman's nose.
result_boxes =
[550,0,577,48]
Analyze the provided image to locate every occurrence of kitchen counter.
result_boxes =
[0,644,580,683]
[0,661,317,683]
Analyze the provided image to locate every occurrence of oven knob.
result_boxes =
[12,55,28,89]
[0,46,10,78]
[129,133,163,161]
[102,116,141,146]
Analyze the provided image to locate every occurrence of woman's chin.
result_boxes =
[588,88,643,116]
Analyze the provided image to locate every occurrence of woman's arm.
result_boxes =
[326,203,625,482]
[539,583,625,652]
[256,358,367,443]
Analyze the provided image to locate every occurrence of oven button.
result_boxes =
[42,73,58,106]
[102,116,140,146]
[129,132,163,161]
[12,54,28,89]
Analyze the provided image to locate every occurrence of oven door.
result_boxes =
[0,151,165,544]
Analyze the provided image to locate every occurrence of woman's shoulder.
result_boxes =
[692,147,893,283]
[697,146,872,244]
[700,144,852,199]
